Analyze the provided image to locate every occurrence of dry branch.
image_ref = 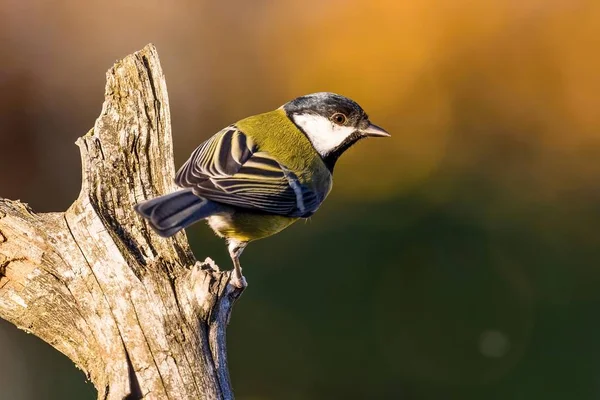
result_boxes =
[0,44,243,400]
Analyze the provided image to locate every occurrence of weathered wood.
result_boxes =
[0,44,243,400]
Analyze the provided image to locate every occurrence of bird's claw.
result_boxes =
[230,274,248,289]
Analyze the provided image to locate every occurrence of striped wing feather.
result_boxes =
[175,127,319,217]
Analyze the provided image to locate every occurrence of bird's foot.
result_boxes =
[230,273,248,289]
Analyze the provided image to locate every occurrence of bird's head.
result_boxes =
[283,92,390,170]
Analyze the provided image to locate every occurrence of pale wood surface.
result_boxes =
[0,44,243,400]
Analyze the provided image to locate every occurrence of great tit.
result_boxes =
[135,92,389,287]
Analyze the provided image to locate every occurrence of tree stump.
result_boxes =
[0,44,243,400]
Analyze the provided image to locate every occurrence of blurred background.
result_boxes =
[1,0,599,399]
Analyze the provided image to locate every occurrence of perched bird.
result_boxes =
[135,92,389,287]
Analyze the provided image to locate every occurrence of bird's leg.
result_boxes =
[231,257,246,289]
[228,241,248,289]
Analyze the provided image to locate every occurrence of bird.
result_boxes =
[135,92,390,288]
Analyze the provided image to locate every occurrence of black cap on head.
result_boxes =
[283,92,369,128]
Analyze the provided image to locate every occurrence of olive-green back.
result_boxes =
[235,108,332,195]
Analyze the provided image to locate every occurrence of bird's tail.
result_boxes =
[134,189,222,237]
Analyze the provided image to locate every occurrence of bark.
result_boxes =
[0,44,244,400]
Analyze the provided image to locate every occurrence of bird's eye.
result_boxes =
[332,113,347,125]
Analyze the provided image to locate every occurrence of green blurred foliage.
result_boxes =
[1,0,599,399]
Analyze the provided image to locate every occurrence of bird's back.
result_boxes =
[235,108,333,201]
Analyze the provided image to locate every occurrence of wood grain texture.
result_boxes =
[0,44,244,400]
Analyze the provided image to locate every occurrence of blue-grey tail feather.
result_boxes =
[134,189,222,237]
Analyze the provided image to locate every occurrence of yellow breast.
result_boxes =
[207,211,298,242]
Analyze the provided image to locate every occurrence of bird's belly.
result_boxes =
[207,211,298,242]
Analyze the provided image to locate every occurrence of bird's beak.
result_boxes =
[361,123,390,137]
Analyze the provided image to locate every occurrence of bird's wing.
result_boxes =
[175,126,321,217]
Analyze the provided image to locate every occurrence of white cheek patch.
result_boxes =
[292,114,356,157]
